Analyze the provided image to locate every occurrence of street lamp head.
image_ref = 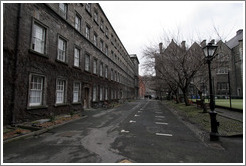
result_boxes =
[203,42,218,58]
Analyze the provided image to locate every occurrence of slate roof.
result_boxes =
[226,29,243,49]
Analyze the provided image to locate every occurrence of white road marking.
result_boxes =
[129,120,136,123]
[156,133,173,137]
[134,114,140,117]
[138,111,142,113]
[155,122,168,125]
[155,116,165,118]
[121,130,130,133]
[140,108,143,111]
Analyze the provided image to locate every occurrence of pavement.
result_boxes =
[2,99,244,163]
[216,107,243,122]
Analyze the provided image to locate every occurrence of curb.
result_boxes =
[3,115,88,144]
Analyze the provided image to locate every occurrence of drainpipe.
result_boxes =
[11,3,22,126]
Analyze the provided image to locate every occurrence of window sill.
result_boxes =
[54,103,69,107]
[27,105,48,110]
[73,66,81,70]
[55,59,68,66]
[29,49,48,59]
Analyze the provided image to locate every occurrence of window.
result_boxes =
[93,85,97,101]
[59,3,67,19]
[105,66,108,78]
[105,45,108,56]
[75,14,81,31]
[29,74,44,106]
[32,22,46,54]
[105,27,109,37]
[94,10,98,23]
[85,25,90,39]
[85,54,90,71]
[56,79,66,104]
[111,69,113,80]
[100,87,103,101]
[105,88,108,100]
[73,82,81,103]
[100,17,104,31]
[86,3,91,13]
[57,37,67,62]
[99,63,103,77]
[74,47,80,67]
[99,39,103,51]
[217,67,228,74]
[93,59,97,74]
[217,82,229,90]
[93,33,97,46]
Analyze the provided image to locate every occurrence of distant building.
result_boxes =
[3,3,139,125]
[155,30,243,100]
[138,76,146,99]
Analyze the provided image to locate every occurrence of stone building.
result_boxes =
[155,30,243,101]
[3,3,139,125]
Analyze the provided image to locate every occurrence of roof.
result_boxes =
[226,29,243,49]
[130,54,140,64]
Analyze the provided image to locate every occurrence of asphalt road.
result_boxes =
[3,99,243,163]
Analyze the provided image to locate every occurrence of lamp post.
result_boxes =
[203,41,220,141]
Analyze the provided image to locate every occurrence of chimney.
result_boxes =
[159,42,163,53]
[181,41,186,50]
[209,39,215,44]
[200,40,206,48]
[237,29,243,36]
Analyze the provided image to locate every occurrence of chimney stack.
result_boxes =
[237,29,243,36]
[200,40,206,48]
[159,42,163,53]
[181,41,186,50]
[209,39,215,44]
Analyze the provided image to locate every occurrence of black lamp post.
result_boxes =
[203,41,220,141]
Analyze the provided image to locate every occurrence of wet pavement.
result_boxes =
[3,99,243,163]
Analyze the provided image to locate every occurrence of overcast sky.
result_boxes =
[99,1,244,75]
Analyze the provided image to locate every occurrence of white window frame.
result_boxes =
[93,59,97,74]
[57,37,67,62]
[99,63,103,77]
[75,14,81,31]
[28,74,45,107]
[99,39,103,51]
[74,47,80,67]
[56,79,66,104]
[85,54,90,71]
[93,86,97,102]
[105,66,108,78]
[32,22,46,54]
[93,33,97,46]
[105,88,108,100]
[73,82,81,103]
[85,25,90,39]
[100,87,103,101]
[59,3,67,19]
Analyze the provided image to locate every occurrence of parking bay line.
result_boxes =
[156,133,173,137]
[155,122,168,125]
[121,129,130,133]
[155,116,165,118]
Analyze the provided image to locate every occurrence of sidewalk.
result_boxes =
[215,108,243,122]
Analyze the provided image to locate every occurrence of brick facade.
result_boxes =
[3,3,139,125]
